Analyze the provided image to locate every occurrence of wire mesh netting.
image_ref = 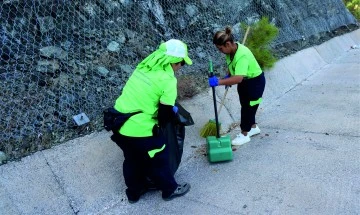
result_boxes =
[0,0,357,161]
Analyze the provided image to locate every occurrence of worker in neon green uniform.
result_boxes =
[111,39,192,203]
[209,26,266,145]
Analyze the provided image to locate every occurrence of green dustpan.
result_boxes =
[205,59,233,162]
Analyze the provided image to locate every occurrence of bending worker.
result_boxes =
[111,39,192,203]
[209,26,266,146]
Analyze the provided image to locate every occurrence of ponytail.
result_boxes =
[213,26,234,45]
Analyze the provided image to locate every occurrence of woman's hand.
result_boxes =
[208,76,219,87]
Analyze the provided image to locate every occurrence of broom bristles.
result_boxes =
[199,120,221,138]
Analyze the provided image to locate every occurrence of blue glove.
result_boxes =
[172,105,178,114]
[208,76,219,87]
[223,74,231,79]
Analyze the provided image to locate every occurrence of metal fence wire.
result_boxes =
[0,0,357,161]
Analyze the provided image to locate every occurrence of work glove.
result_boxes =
[172,105,178,114]
[208,76,219,87]
[223,74,231,79]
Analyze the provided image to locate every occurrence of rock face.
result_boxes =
[0,0,358,162]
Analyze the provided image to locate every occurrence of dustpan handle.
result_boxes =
[209,59,220,138]
[211,86,220,138]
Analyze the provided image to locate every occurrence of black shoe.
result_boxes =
[128,197,140,204]
[162,183,190,201]
[126,189,147,204]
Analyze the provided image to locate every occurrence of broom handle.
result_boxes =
[242,26,251,45]
[217,87,229,115]
[217,26,251,115]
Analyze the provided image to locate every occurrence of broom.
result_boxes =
[200,26,251,138]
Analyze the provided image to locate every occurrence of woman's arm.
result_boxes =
[218,75,244,85]
[158,102,176,127]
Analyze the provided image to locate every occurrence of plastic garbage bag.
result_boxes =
[164,102,194,175]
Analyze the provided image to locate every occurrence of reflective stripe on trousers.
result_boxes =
[250,98,262,106]
[148,144,166,158]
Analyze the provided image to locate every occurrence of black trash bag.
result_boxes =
[103,107,141,132]
[164,123,185,176]
[164,102,194,176]
[174,102,194,126]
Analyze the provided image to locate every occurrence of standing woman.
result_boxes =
[111,39,192,203]
[209,26,266,146]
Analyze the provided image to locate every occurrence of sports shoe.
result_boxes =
[162,183,191,201]
[232,133,251,146]
[247,125,261,137]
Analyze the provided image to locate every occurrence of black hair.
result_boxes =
[213,26,234,45]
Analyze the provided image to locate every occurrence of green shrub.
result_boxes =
[241,17,279,71]
[343,0,360,20]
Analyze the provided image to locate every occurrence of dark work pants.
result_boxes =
[237,72,266,132]
[111,132,177,199]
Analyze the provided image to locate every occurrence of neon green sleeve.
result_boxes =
[159,78,177,106]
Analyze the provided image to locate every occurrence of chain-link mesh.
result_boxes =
[0,0,357,161]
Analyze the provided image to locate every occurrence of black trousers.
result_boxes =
[111,132,177,199]
[237,72,266,132]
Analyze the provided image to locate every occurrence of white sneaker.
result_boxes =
[248,125,261,137]
[232,133,251,146]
